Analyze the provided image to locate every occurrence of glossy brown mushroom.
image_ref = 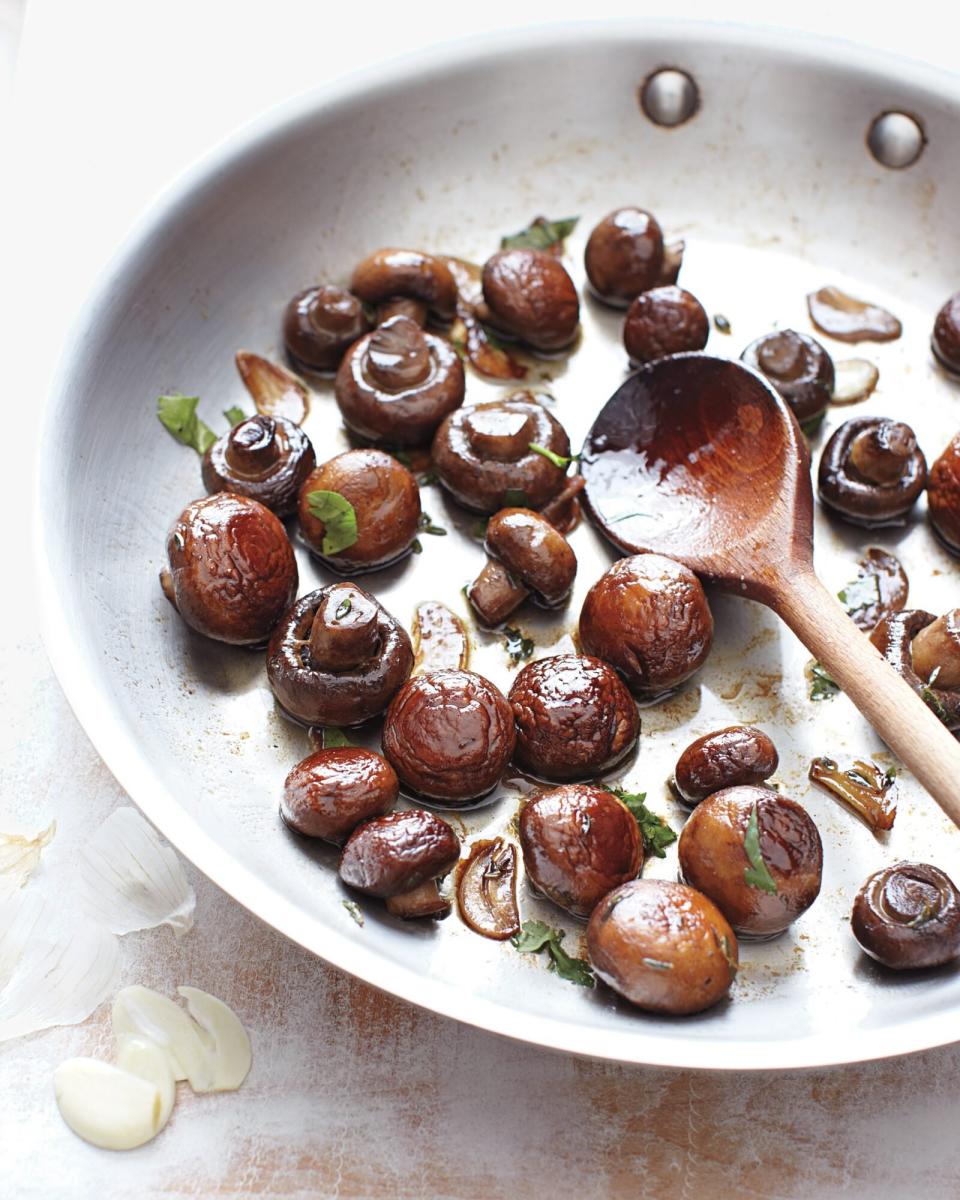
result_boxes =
[587,879,738,1014]
[160,493,297,645]
[584,207,665,307]
[740,330,835,428]
[927,434,960,553]
[870,609,960,729]
[266,582,413,727]
[623,286,709,364]
[281,748,398,842]
[298,448,420,571]
[852,862,960,969]
[282,285,371,374]
[932,293,960,374]
[382,669,515,805]
[201,415,316,516]
[349,249,458,324]
[339,809,460,919]
[519,784,642,918]
[678,786,823,939]
[334,315,465,446]
[467,508,577,627]
[912,609,960,689]
[508,654,639,781]
[818,417,926,527]
[481,249,580,352]
[578,553,713,696]
[431,395,572,514]
[673,726,779,806]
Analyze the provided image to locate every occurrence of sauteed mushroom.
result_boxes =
[587,879,738,1015]
[283,285,371,374]
[927,434,960,553]
[852,862,960,969]
[382,669,515,804]
[432,395,572,514]
[509,654,639,781]
[160,493,298,645]
[281,748,398,842]
[481,249,580,352]
[467,508,577,627]
[678,786,823,938]
[673,726,779,806]
[870,609,960,729]
[335,315,465,446]
[818,417,926,526]
[298,448,420,571]
[932,293,960,374]
[267,582,413,727]
[584,207,665,306]
[622,286,709,364]
[339,809,460,919]
[740,330,834,428]
[519,784,642,917]
[578,553,714,696]
[350,249,459,324]
[201,415,316,516]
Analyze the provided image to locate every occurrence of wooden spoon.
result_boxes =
[581,353,960,829]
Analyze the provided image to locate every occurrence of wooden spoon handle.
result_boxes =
[773,569,960,830]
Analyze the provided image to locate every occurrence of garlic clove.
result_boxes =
[112,985,214,1090]
[116,1034,176,1129]
[235,350,309,424]
[53,1058,167,1150]
[177,987,252,1091]
[832,358,880,405]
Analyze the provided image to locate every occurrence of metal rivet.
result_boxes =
[639,68,699,128]
[867,111,926,169]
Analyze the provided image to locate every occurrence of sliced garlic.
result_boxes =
[112,985,214,1090]
[0,821,56,895]
[831,358,880,405]
[235,350,309,424]
[178,987,252,1090]
[116,1035,176,1128]
[54,1057,169,1150]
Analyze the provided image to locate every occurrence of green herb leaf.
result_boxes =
[511,919,556,953]
[743,802,778,894]
[504,627,535,663]
[157,393,217,455]
[502,488,529,508]
[305,490,359,557]
[223,405,248,427]
[511,919,594,988]
[501,216,579,252]
[418,469,439,486]
[809,661,840,702]
[470,517,490,542]
[342,899,365,927]
[418,513,447,536]
[922,683,948,723]
[335,598,351,619]
[411,538,423,555]
[320,727,354,748]
[838,572,881,616]
[609,788,677,858]
[529,442,578,469]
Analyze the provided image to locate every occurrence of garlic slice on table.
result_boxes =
[112,985,215,1091]
[178,986,252,1090]
[54,1046,174,1151]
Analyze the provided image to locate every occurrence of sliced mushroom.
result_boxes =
[283,285,371,374]
[456,838,520,940]
[807,286,902,343]
[467,508,577,627]
[818,417,926,526]
[411,601,469,674]
[841,547,908,634]
[201,415,316,516]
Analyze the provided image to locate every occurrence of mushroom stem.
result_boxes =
[224,416,281,475]
[467,560,529,627]
[385,879,451,919]
[911,609,960,688]
[849,422,916,484]
[159,567,177,609]
[364,316,432,391]
[658,238,685,286]
[540,475,585,533]
[376,297,428,327]
[308,586,381,669]
[464,407,534,462]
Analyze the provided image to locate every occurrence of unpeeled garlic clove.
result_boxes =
[54,1057,170,1150]
[177,987,251,1091]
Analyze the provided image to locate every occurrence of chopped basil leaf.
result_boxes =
[504,627,535,663]
[529,442,578,469]
[922,683,948,723]
[342,899,365,927]
[305,490,359,556]
[501,216,579,252]
[503,488,529,508]
[223,405,248,427]
[411,538,423,555]
[321,727,354,748]
[157,393,217,455]
[418,513,447,536]
[511,919,594,988]
[809,661,840,702]
[609,788,677,858]
[838,572,881,616]
[335,598,351,619]
[418,469,439,486]
[713,313,732,335]
[743,802,777,894]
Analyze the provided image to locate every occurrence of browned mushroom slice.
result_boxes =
[818,418,926,527]
[236,351,310,425]
[283,285,371,374]
[456,838,520,940]
[411,601,470,674]
[467,508,576,628]
[807,286,902,343]
[808,756,897,832]
[201,415,316,516]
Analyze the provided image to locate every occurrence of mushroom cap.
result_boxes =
[349,248,459,321]
[201,415,316,516]
[587,878,738,1014]
[741,329,835,425]
[623,286,709,364]
[678,785,823,938]
[481,249,580,352]
[869,609,960,730]
[163,493,297,645]
[339,809,461,898]
[928,433,960,553]
[584,207,665,307]
[578,552,713,696]
[281,748,399,843]
[484,508,576,607]
[519,784,642,917]
[266,584,413,727]
[818,417,927,526]
[431,395,572,514]
[382,669,516,804]
[509,654,639,781]
[852,861,960,969]
[298,448,420,571]
[283,285,370,374]
[933,293,960,374]
[674,726,779,806]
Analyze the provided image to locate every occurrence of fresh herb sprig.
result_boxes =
[609,788,677,858]
[157,393,217,455]
[529,443,578,470]
[501,216,579,253]
[809,661,840,702]
[305,491,359,556]
[511,919,594,987]
[743,802,777,894]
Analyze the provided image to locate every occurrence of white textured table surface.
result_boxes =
[4,2,960,1197]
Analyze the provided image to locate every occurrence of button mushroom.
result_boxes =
[381,668,515,805]
[266,582,413,727]
[481,248,580,352]
[467,507,577,628]
[933,293,960,374]
[160,493,298,645]
[298,448,420,571]
[852,862,960,969]
[349,248,459,324]
[587,879,739,1015]
[201,415,316,516]
[508,654,639,782]
[927,433,960,553]
[740,329,835,430]
[583,207,667,307]
[622,286,709,364]
[519,784,643,918]
[431,394,573,514]
[578,553,714,697]
[673,726,779,806]
[677,786,823,939]
[281,748,399,842]
[818,417,927,526]
[334,315,465,446]
[339,809,461,919]
[283,285,371,374]
[870,609,960,729]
